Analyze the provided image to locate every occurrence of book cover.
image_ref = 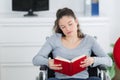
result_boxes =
[54,55,87,76]
[91,0,99,16]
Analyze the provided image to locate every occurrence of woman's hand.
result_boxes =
[48,59,62,70]
[80,57,94,68]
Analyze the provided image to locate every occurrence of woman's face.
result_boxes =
[59,16,78,37]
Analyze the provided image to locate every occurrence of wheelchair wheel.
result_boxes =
[39,72,43,80]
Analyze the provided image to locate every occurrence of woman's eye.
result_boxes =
[61,26,65,29]
[69,23,72,26]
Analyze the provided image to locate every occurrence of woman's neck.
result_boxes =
[64,35,80,44]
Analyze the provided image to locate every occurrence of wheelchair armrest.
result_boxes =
[39,65,55,78]
[88,64,107,77]
[97,65,111,80]
[39,65,48,80]
[97,65,107,71]
[40,65,48,70]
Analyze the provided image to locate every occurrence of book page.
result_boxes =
[71,55,86,62]
[55,56,71,62]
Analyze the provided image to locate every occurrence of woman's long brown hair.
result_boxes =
[53,7,84,38]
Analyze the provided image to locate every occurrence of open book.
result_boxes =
[54,55,87,76]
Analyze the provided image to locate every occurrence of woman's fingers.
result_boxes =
[50,65,62,70]
[80,57,94,68]
[50,64,62,70]
[48,59,62,70]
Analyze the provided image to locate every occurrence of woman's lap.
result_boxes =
[48,78,85,80]
[87,77,101,80]
[48,77,101,80]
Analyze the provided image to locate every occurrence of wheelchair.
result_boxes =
[38,51,111,80]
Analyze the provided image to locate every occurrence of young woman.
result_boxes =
[33,8,112,80]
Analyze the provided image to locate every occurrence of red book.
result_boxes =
[54,55,87,76]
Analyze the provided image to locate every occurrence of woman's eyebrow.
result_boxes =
[68,20,72,23]
[59,25,65,27]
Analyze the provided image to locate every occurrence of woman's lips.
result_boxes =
[67,31,72,34]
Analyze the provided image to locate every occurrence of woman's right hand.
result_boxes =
[48,59,62,70]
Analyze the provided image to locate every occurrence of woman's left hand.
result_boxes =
[80,57,94,68]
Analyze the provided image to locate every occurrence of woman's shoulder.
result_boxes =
[49,33,61,39]
[84,34,96,42]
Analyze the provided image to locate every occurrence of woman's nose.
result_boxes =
[65,26,70,31]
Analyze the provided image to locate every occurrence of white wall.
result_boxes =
[110,0,120,43]
[0,0,114,51]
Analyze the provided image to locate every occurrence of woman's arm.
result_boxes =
[91,39,113,67]
[32,34,60,66]
[32,40,53,66]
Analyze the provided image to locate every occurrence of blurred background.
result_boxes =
[0,0,119,80]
